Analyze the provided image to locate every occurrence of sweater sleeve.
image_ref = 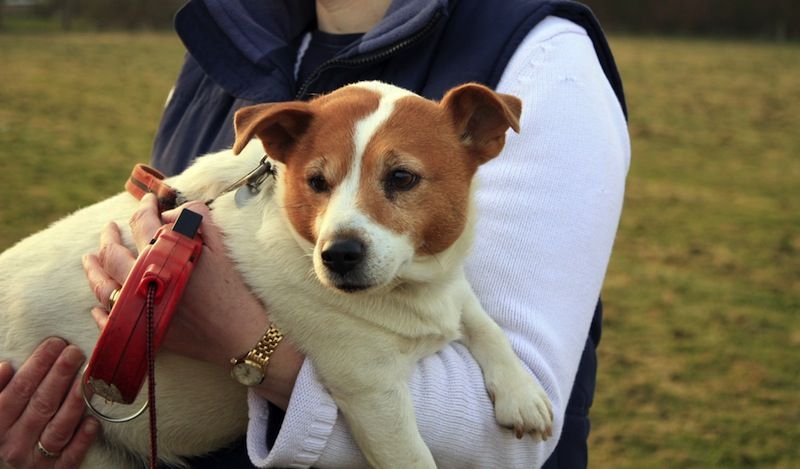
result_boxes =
[246,16,630,468]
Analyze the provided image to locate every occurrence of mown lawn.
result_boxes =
[0,33,185,247]
[592,37,799,468]
[0,32,798,468]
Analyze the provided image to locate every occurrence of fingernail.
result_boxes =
[46,337,67,353]
[64,345,86,365]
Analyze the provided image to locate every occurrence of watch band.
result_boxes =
[230,324,283,372]
[244,323,283,368]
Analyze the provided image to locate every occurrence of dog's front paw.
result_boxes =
[487,369,553,441]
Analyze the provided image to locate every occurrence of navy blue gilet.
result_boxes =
[155,1,625,467]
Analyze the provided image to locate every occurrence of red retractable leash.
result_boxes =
[81,164,201,469]
[81,159,273,467]
[84,210,203,405]
[82,208,203,468]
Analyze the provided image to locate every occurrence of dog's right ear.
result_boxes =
[233,102,313,162]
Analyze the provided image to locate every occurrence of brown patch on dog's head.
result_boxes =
[233,87,382,244]
[356,83,522,256]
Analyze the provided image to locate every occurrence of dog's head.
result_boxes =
[233,81,520,293]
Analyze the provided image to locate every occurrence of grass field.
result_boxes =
[1,32,798,467]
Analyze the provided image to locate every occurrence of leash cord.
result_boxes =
[146,283,158,469]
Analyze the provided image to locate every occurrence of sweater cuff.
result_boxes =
[246,359,339,468]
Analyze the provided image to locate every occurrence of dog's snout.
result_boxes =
[321,238,365,275]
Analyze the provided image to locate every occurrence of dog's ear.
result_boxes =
[233,102,313,162]
[441,83,522,164]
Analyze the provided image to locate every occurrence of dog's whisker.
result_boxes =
[303,266,318,282]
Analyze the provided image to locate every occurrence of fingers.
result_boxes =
[133,197,223,252]
[162,201,225,251]
[81,254,121,311]
[90,307,110,331]
[15,345,85,446]
[37,379,90,459]
[129,193,164,252]
[97,222,136,285]
[0,338,66,432]
[161,200,211,224]
[0,361,13,392]
[55,417,100,469]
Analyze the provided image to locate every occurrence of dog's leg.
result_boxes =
[314,348,436,469]
[331,382,436,469]
[460,290,553,440]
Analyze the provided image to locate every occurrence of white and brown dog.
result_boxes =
[0,81,552,468]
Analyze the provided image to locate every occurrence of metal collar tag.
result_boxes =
[206,155,275,207]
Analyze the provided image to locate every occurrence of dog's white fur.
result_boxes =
[0,82,551,468]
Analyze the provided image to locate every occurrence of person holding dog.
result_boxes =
[0,0,629,467]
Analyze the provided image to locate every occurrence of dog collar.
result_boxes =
[125,164,185,213]
[125,156,274,212]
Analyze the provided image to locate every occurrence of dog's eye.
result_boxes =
[308,175,329,193]
[385,170,420,193]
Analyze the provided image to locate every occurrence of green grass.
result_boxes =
[591,37,800,468]
[0,32,185,248]
[0,32,798,467]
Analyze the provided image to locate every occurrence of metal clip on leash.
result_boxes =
[205,154,275,207]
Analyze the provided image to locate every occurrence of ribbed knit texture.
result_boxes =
[247,16,630,468]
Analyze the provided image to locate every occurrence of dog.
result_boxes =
[0,81,552,468]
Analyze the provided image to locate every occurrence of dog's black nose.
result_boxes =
[321,239,365,275]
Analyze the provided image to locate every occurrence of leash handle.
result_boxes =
[83,209,204,406]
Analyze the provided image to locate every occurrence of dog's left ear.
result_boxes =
[233,102,314,162]
[441,83,522,164]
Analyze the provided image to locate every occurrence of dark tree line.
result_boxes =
[586,0,798,40]
[3,0,799,39]
[8,0,185,30]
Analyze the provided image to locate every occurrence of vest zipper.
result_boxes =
[295,10,444,100]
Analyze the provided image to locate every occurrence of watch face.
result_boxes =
[232,362,264,386]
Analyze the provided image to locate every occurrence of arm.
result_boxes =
[250,16,630,468]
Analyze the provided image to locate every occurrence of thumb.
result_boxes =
[129,193,165,252]
[161,202,226,252]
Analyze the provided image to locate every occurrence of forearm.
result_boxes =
[249,341,304,411]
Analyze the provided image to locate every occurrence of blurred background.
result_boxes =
[0,1,798,467]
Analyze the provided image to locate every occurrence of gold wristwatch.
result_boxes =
[230,324,283,386]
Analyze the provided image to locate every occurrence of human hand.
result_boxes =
[0,338,100,468]
[82,194,303,408]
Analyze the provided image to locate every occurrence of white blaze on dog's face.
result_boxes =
[233,81,521,292]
